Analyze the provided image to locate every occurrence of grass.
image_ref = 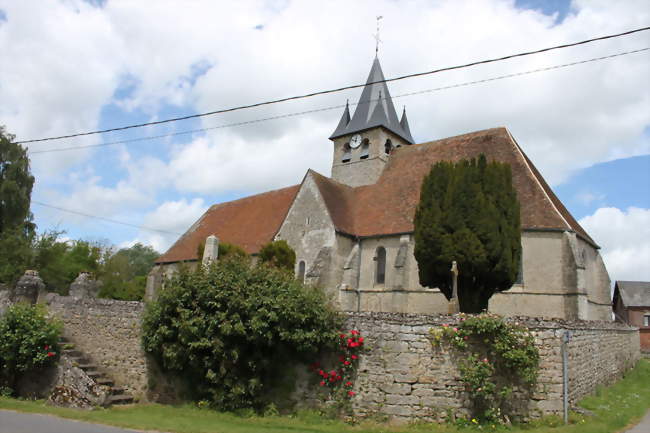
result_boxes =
[1,360,649,433]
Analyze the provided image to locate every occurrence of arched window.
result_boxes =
[384,139,392,155]
[341,143,351,163]
[360,139,370,159]
[297,260,306,282]
[375,247,386,285]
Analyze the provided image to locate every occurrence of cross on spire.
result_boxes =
[373,15,383,56]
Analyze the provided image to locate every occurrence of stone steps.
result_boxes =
[58,338,135,407]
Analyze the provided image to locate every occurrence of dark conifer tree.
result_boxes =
[414,154,521,313]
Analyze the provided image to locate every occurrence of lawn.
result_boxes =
[1,359,649,433]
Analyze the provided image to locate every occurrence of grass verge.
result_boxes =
[1,360,648,433]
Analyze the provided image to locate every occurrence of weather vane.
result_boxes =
[373,15,383,56]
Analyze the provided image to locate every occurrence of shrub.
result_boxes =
[258,240,296,272]
[142,255,341,411]
[0,303,61,393]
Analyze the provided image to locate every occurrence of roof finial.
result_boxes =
[373,15,383,56]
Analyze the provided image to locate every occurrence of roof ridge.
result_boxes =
[208,184,300,210]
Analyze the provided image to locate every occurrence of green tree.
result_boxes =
[32,232,102,294]
[0,126,35,284]
[99,243,159,301]
[142,255,341,411]
[414,155,521,313]
[258,240,296,272]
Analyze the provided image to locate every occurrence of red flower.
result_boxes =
[349,342,358,348]
[320,381,325,386]
[329,370,337,376]
[339,355,345,362]
[336,375,342,381]
[358,337,364,344]
[340,334,346,339]
[329,377,336,382]
[344,360,351,366]
[347,391,355,397]
[347,338,353,344]
[345,381,353,387]
[351,354,358,360]
[350,330,359,336]
[44,345,49,350]
[47,352,55,357]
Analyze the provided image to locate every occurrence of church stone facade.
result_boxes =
[151,58,612,321]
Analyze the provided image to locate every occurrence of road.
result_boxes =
[625,410,650,433]
[0,409,148,433]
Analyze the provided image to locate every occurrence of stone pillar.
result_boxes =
[202,235,219,266]
[13,270,45,304]
[69,272,102,298]
[145,267,162,301]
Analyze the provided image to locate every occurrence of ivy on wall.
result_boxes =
[431,313,539,423]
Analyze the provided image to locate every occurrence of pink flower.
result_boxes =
[320,381,325,386]
[477,387,482,392]
[442,324,449,328]
[464,336,468,340]
[482,358,489,363]
[453,327,458,332]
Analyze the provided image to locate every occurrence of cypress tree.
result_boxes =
[414,154,521,313]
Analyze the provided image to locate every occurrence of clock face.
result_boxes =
[349,134,362,149]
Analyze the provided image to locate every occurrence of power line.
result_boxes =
[17,25,650,145]
[32,201,183,236]
[27,47,650,155]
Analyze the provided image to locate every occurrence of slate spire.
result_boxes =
[331,100,351,138]
[330,57,414,144]
[399,107,414,144]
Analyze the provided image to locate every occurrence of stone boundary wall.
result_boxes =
[44,294,147,399]
[344,312,640,423]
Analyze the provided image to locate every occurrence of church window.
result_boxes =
[375,246,386,285]
[384,139,392,155]
[360,139,370,159]
[306,216,310,225]
[514,253,524,285]
[644,314,650,327]
[297,260,306,283]
[342,143,351,163]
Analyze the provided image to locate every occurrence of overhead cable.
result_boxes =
[32,201,183,236]
[16,25,650,145]
[27,47,650,155]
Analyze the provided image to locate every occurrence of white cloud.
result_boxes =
[1,0,648,247]
[579,207,650,282]
[576,191,606,205]
[131,198,208,252]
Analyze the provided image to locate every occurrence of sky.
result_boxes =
[0,0,648,284]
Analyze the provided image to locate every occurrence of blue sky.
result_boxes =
[1,0,648,282]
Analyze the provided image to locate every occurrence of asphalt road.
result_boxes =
[625,410,650,433]
[0,410,147,433]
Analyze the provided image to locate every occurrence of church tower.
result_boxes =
[329,57,414,187]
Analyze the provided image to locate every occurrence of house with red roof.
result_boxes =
[150,57,612,321]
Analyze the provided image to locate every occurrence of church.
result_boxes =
[150,57,612,321]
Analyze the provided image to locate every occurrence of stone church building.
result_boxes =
[151,58,612,321]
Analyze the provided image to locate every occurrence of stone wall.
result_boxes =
[44,294,147,399]
[344,312,640,423]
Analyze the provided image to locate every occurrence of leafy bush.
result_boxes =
[0,303,61,393]
[431,313,539,423]
[258,240,296,272]
[142,256,341,411]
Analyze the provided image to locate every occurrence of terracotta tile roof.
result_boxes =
[310,127,595,245]
[156,185,299,263]
[158,127,595,264]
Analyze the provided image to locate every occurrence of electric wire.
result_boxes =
[27,47,650,155]
[31,201,183,236]
[16,25,650,145]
